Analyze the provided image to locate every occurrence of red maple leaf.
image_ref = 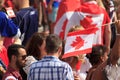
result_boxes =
[71,36,84,50]
[59,19,68,39]
[80,15,97,29]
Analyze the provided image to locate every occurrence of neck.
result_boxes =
[47,53,59,58]
[39,51,47,59]
[19,1,30,9]
[9,63,19,71]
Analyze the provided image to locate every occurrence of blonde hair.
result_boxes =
[69,25,85,32]
[68,25,85,61]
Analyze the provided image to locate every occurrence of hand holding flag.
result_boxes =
[62,27,99,58]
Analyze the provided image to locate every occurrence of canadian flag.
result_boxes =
[6,7,16,18]
[54,1,110,44]
[62,27,99,58]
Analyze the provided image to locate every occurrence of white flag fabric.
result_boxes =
[62,27,99,58]
[23,56,37,74]
[54,1,110,45]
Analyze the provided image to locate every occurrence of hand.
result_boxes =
[0,38,4,52]
[74,74,81,80]
[0,66,6,76]
[73,70,81,80]
[13,38,21,45]
[115,20,120,34]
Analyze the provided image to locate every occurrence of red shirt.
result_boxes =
[2,66,22,80]
[4,0,13,8]
[0,46,9,67]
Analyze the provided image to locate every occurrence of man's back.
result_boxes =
[28,56,74,80]
[13,7,39,45]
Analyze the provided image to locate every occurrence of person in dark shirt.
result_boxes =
[12,0,39,46]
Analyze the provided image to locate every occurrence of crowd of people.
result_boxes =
[0,0,120,80]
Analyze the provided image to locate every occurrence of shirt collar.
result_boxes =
[42,56,59,61]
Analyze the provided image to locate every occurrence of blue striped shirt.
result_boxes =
[28,56,74,80]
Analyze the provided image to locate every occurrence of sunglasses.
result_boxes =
[17,55,27,60]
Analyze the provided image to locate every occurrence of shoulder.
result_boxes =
[91,61,107,80]
[86,67,96,80]
[29,7,38,16]
[59,60,73,71]
[0,11,5,15]
[29,60,42,70]
[0,12,8,18]
[3,72,17,80]
[4,76,17,80]
[60,60,70,66]
[17,7,38,18]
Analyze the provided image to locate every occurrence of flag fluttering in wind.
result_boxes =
[62,27,99,58]
[54,1,110,45]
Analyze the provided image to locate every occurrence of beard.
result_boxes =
[16,59,25,69]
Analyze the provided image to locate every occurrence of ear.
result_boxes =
[11,55,17,61]
[100,56,105,62]
[58,46,62,56]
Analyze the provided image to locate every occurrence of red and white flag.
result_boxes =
[54,1,110,44]
[6,7,16,18]
[54,0,81,39]
[62,27,99,58]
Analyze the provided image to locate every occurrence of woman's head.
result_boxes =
[69,25,84,32]
[88,45,108,66]
[26,32,47,60]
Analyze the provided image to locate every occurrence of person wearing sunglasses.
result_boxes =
[2,44,27,80]
[28,34,74,80]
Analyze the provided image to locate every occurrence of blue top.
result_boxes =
[46,0,60,8]
[13,7,39,45]
[0,12,18,37]
[28,56,74,80]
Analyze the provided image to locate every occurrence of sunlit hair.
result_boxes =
[88,45,107,65]
[45,34,62,54]
[26,32,47,60]
[69,25,84,32]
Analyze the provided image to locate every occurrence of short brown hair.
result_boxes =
[45,34,62,54]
